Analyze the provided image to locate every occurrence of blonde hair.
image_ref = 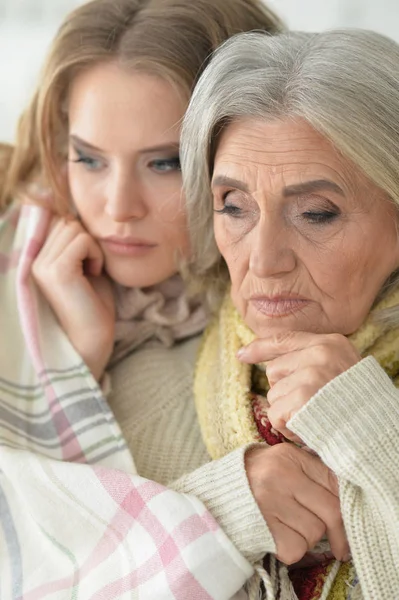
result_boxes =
[181,29,399,305]
[0,0,283,212]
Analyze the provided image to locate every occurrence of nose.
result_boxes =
[104,167,147,222]
[249,214,296,278]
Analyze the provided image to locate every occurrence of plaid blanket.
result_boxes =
[0,203,253,599]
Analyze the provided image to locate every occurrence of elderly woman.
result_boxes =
[181,29,399,599]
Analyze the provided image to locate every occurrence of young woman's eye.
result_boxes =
[302,210,339,224]
[71,149,103,171]
[149,157,181,173]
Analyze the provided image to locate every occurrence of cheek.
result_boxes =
[312,225,399,333]
[158,193,190,253]
[153,174,182,220]
[213,218,227,256]
[343,220,399,289]
[67,166,96,219]
[214,219,248,286]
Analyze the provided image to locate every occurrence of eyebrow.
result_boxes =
[211,175,249,192]
[283,179,345,197]
[211,175,344,197]
[69,134,180,155]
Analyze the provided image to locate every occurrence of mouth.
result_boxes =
[100,236,158,257]
[249,294,310,318]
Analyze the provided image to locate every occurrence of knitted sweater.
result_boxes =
[109,335,399,599]
[107,336,275,566]
[289,356,399,600]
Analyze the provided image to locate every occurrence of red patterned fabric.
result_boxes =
[251,393,285,446]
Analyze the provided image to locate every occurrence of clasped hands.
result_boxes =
[239,331,361,565]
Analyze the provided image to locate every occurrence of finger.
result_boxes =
[266,345,333,386]
[292,454,349,560]
[267,496,327,554]
[294,486,349,562]
[269,520,309,565]
[237,331,330,364]
[267,368,322,405]
[265,350,303,386]
[295,448,340,497]
[60,232,104,279]
[36,218,82,263]
[82,238,104,277]
[33,217,65,264]
[266,374,326,441]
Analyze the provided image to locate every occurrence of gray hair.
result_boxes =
[181,29,399,309]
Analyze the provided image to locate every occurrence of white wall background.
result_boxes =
[0,0,398,143]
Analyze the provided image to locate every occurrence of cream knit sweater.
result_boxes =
[108,336,275,566]
[109,338,399,599]
[289,355,399,600]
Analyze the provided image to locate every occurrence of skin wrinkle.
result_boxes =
[212,117,399,338]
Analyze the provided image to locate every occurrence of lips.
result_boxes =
[250,295,310,317]
[102,235,157,247]
[100,236,157,257]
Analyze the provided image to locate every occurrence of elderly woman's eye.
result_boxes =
[214,204,242,217]
[213,190,245,218]
[302,210,339,224]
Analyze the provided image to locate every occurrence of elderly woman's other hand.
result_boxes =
[238,331,361,441]
[245,443,349,564]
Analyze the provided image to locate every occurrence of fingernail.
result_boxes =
[236,347,246,359]
[343,553,352,562]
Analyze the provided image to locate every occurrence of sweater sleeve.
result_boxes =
[287,356,399,599]
[170,444,276,564]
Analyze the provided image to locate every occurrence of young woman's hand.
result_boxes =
[238,331,360,441]
[32,218,115,381]
[245,443,349,564]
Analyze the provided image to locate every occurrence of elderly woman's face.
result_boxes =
[212,118,399,337]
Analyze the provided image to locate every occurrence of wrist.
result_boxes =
[77,335,114,382]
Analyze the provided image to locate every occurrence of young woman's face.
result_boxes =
[67,63,189,288]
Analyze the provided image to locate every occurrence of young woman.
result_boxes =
[0,0,283,598]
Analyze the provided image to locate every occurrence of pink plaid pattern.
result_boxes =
[0,204,253,599]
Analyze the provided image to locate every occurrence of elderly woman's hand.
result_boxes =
[245,443,349,564]
[238,331,361,441]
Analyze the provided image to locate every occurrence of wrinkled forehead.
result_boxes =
[212,116,370,199]
[214,117,338,167]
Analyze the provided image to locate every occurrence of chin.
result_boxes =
[104,261,176,289]
[245,313,314,338]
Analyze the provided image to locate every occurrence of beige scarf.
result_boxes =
[195,287,399,460]
[110,274,208,366]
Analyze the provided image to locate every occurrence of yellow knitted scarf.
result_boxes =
[195,287,399,460]
[195,287,399,600]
